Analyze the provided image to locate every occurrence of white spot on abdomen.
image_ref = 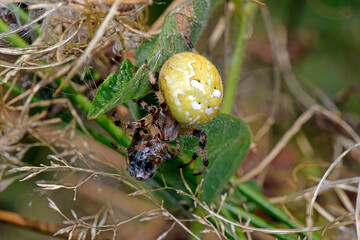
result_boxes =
[171,89,185,106]
[192,101,201,110]
[211,89,221,98]
[191,80,205,94]
[189,115,200,125]
[207,63,211,71]
[186,58,196,85]
[205,107,214,115]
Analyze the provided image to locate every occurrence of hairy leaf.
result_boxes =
[134,35,158,68]
[88,59,134,119]
[88,0,223,118]
[159,114,251,205]
[199,114,251,204]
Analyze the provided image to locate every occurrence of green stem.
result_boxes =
[224,203,298,240]
[0,15,130,146]
[2,80,130,149]
[0,17,130,147]
[220,208,249,240]
[0,18,28,47]
[189,209,204,240]
[221,2,257,114]
[61,78,131,147]
[8,4,41,35]
[237,183,321,240]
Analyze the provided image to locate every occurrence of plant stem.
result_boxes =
[0,18,130,148]
[237,182,322,240]
[219,208,250,240]
[224,203,298,240]
[8,3,41,35]
[2,80,130,149]
[60,78,131,147]
[0,209,106,240]
[0,18,28,47]
[221,2,257,114]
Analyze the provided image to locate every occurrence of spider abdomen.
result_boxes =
[159,52,223,126]
[126,131,172,180]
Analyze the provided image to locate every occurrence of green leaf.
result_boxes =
[89,0,223,118]
[199,114,251,204]
[87,59,134,119]
[134,0,223,99]
[158,114,251,205]
[134,35,158,69]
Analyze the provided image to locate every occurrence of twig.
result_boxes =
[308,142,360,236]
[237,105,360,183]
[270,176,360,204]
[54,0,121,96]
[0,6,57,40]
[0,209,106,240]
[261,6,317,108]
[0,56,75,70]
[237,105,317,183]
[0,0,150,3]
[356,183,360,240]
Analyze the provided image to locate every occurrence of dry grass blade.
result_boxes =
[156,222,176,240]
[261,6,316,108]
[307,142,360,229]
[48,198,70,221]
[238,105,360,183]
[0,56,76,70]
[270,177,360,204]
[335,188,355,213]
[0,5,58,39]
[197,199,325,234]
[237,105,317,183]
[163,209,201,240]
[0,0,151,3]
[54,0,121,96]
[356,183,360,240]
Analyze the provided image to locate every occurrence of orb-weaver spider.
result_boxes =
[111,37,223,180]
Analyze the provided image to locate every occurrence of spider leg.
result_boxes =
[111,102,158,131]
[111,111,124,128]
[178,128,208,175]
[152,142,168,164]
[133,99,158,114]
[184,36,198,54]
[145,60,167,112]
[165,137,181,158]
[138,129,148,138]
[148,124,162,139]
[134,141,148,151]
[128,114,154,129]
[171,138,181,158]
